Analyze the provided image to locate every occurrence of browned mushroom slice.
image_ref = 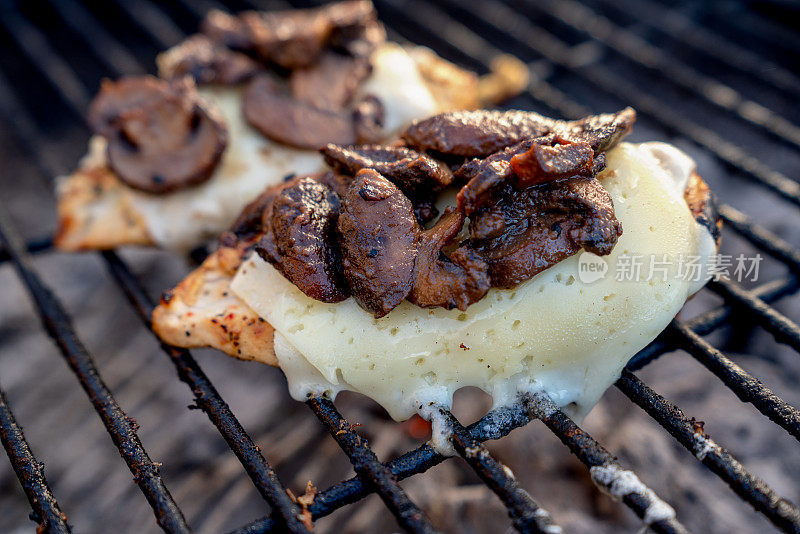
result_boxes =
[200,9,253,51]
[556,107,636,154]
[321,144,453,197]
[408,208,490,310]
[158,34,262,85]
[201,1,380,70]
[510,140,594,186]
[402,110,549,158]
[401,107,636,158]
[337,169,418,317]
[456,136,600,216]
[89,76,227,194]
[470,177,622,287]
[333,19,386,59]
[89,76,168,137]
[352,94,385,144]
[243,75,357,149]
[289,52,371,110]
[256,177,348,303]
[455,138,541,216]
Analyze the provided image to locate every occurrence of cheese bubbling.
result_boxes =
[108,43,440,251]
[230,142,716,423]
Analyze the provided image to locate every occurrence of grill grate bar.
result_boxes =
[232,402,536,533]
[437,407,563,534]
[708,278,800,355]
[0,236,52,263]
[109,0,184,50]
[0,387,71,533]
[668,320,800,442]
[101,251,312,534]
[423,0,800,209]
[592,0,800,98]
[718,205,800,275]
[523,393,690,534]
[629,276,800,371]
[306,397,439,534]
[712,6,800,57]
[528,0,800,150]
[0,203,190,533]
[616,370,800,533]
[49,0,146,76]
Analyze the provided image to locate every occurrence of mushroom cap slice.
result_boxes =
[90,76,228,194]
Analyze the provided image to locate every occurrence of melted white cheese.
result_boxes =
[109,43,440,251]
[230,142,717,423]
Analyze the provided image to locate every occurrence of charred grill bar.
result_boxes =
[0,0,799,533]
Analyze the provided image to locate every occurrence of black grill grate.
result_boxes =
[0,0,798,532]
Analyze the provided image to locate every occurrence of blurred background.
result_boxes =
[1,0,799,532]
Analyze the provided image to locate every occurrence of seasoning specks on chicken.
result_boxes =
[88,76,227,194]
[233,107,634,317]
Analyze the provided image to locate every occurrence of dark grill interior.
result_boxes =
[1,0,799,532]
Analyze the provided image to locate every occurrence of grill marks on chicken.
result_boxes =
[242,108,634,317]
[88,76,227,194]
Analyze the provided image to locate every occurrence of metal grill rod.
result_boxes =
[668,321,800,442]
[0,236,52,263]
[101,252,312,534]
[718,205,800,275]
[593,0,800,98]
[49,0,146,75]
[437,407,563,534]
[530,0,800,149]
[307,397,439,534]
[424,0,800,209]
[232,402,545,533]
[616,370,800,533]
[0,387,71,533]
[708,278,800,355]
[523,393,689,534]
[0,202,190,533]
[629,276,799,371]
